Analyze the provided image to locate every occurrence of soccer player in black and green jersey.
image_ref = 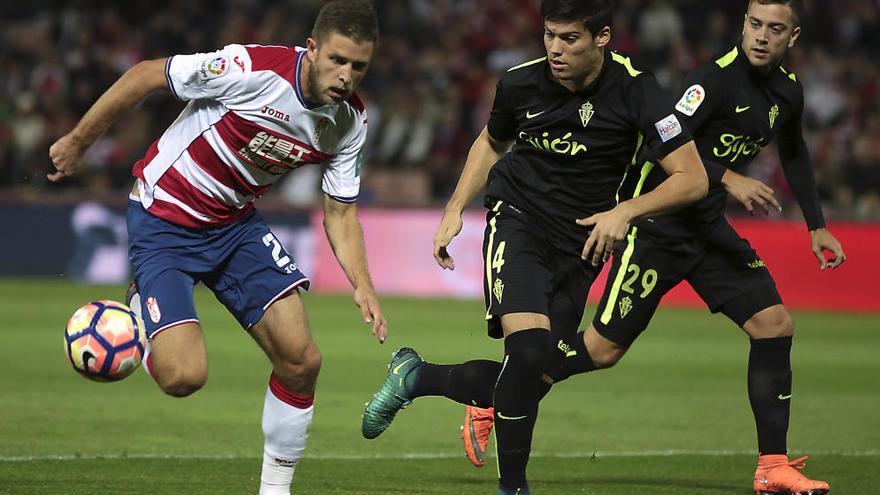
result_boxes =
[360,1,709,493]
[460,1,844,494]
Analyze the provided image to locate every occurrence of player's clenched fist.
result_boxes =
[48,133,87,182]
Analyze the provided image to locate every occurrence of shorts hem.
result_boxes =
[592,321,640,347]
[711,283,783,327]
[244,278,311,330]
[261,278,311,312]
[149,318,200,340]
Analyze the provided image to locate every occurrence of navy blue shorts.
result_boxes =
[127,201,309,339]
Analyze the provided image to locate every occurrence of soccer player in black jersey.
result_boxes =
[459,1,844,494]
[360,1,709,493]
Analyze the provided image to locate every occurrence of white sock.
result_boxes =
[259,375,314,495]
[128,290,142,320]
[127,290,156,381]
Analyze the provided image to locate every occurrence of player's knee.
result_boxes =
[776,311,794,337]
[748,308,794,339]
[276,345,322,385]
[504,329,554,375]
[158,369,207,397]
[542,342,565,371]
[590,346,624,369]
[300,348,323,379]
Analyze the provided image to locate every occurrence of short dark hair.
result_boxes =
[312,0,379,45]
[541,0,616,38]
[751,0,804,26]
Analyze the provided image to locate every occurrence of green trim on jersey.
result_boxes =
[600,161,655,325]
[615,132,645,204]
[779,66,797,82]
[715,46,739,68]
[611,52,642,77]
[484,201,504,320]
[507,57,547,72]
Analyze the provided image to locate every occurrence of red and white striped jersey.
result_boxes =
[130,44,368,228]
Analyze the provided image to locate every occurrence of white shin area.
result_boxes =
[259,384,314,494]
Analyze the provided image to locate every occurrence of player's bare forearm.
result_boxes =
[322,195,375,291]
[49,59,170,181]
[433,127,509,270]
[576,143,706,266]
[322,194,387,343]
[624,141,708,219]
[444,127,510,214]
[69,59,169,146]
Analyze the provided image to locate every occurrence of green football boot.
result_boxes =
[361,347,423,439]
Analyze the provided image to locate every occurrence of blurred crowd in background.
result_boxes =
[2,0,879,221]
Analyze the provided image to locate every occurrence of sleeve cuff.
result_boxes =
[328,193,359,204]
[165,56,183,101]
[704,159,728,186]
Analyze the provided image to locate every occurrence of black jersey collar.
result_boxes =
[540,49,611,96]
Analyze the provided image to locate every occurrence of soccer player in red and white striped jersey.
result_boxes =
[49,2,386,493]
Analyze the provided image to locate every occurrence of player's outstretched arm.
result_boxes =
[578,141,708,266]
[433,127,511,270]
[776,112,845,269]
[322,194,388,343]
[48,58,169,182]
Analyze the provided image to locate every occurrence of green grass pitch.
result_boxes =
[0,278,877,494]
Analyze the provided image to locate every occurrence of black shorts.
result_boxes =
[593,219,782,346]
[482,199,600,341]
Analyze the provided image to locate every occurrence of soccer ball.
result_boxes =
[64,300,146,382]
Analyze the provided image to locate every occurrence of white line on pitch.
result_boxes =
[1,449,878,462]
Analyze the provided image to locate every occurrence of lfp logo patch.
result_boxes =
[207,57,226,75]
[198,56,229,81]
[675,84,705,116]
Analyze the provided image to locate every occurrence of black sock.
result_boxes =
[748,336,793,455]
[538,380,552,401]
[414,360,557,407]
[546,331,598,383]
[494,329,552,490]
[410,360,501,407]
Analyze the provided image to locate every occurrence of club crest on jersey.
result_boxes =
[146,297,161,324]
[493,278,504,303]
[198,56,228,81]
[769,104,780,128]
[579,101,595,127]
[619,296,633,319]
[313,117,329,144]
[675,84,705,116]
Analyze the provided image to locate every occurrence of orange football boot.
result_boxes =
[753,454,830,495]
[461,405,494,467]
